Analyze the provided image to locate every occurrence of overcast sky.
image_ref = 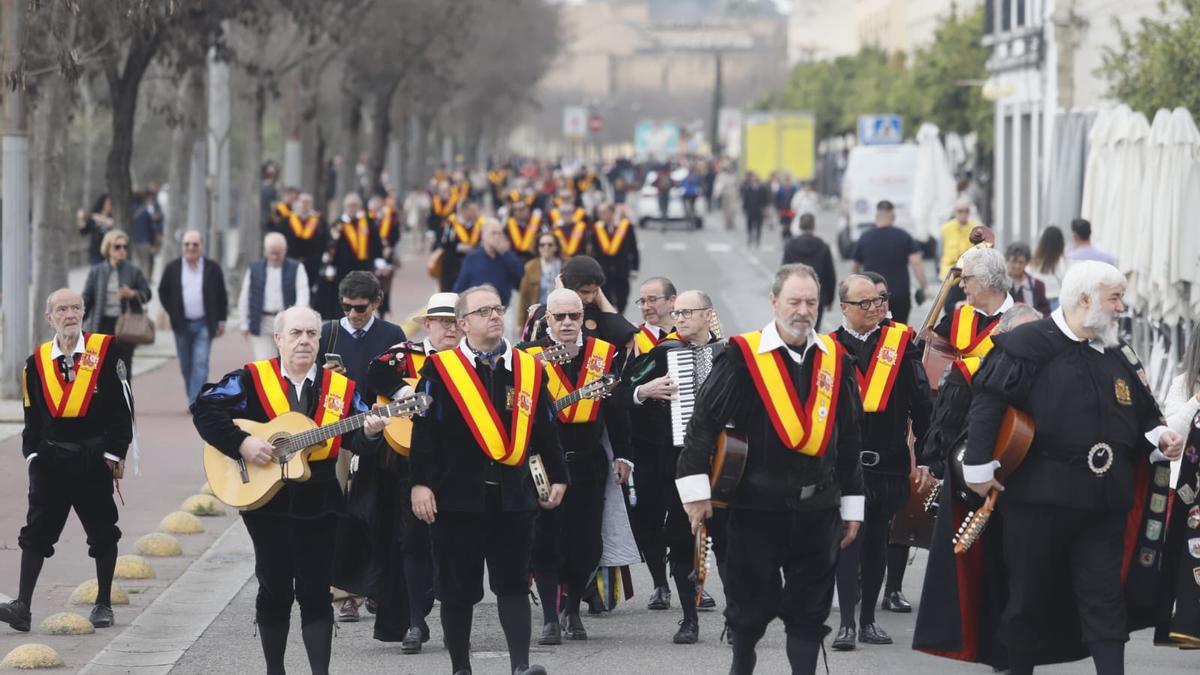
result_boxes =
[551,0,794,13]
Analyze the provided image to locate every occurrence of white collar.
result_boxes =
[840,321,881,342]
[641,322,663,337]
[50,333,87,359]
[1051,308,1106,353]
[975,294,1014,317]
[422,338,436,354]
[551,330,585,347]
[458,337,514,371]
[281,363,319,385]
[340,315,376,335]
[758,321,828,363]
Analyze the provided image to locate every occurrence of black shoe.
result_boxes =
[698,589,717,610]
[365,597,378,615]
[514,666,547,675]
[647,586,671,610]
[832,626,856,651]
[89,604,114,628]
[673,617,699,644]
[560,612,587,640]
[881,591,912,613]
[538,621,562,646]
[400,625,424,653]
[0,599,31,632]
[859,622,893,645]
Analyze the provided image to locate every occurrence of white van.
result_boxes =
[836,144,922,259]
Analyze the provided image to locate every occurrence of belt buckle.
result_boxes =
[799,484,817,500]
[1087,443,1113,476]
[859,451,881,467]
[564,451,579,461]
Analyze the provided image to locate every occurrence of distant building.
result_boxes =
[855,0,982,56]
[788,0,859,63]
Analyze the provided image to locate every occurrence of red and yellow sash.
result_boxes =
[952,356,983,384]
[376,205,397,242]
[275,202,292,220]
[554,222,588,256]
[406,351,429,379]
[507,215,541,253]
[488,169,508,187]
[854,323,912,413]
[633,325,679,355]
[432,194,457,218]
[288,213,320,240]
[731,331,843,456]
[528,338,615,424]
[341,216,371,261]
[247,359,354,461]
[33,333,112,418]
[593,219,631,257]
[449,214,484,246]
[431,347,542,466]
[455,181,471,203]
[550,207,587,228]
[950,304,995,357]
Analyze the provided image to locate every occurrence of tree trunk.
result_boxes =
[336,89,362,202]
[79,77,96,214]
[30,74,72,337]
[164,66,204,267]
[366,82,397,196]
[103,36,160,232]
[236,81,267,272]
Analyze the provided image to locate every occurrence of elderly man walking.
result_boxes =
[158,230,228,403]
[239,232,310,360]
[453,219,525,308]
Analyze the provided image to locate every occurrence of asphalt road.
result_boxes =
[167,211,1197,674]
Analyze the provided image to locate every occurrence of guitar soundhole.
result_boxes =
[268,432,291,462]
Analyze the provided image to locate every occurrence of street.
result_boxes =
[3,208,1176,674]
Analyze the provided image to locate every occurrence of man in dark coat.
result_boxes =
[158,230,228,403]
[781,214,836,329]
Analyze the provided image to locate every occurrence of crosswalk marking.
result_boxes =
[663,242,689,252]
[705,242,732,253]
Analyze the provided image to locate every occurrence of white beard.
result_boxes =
[1082,303,1121,348]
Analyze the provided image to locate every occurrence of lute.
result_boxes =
[203,393,431,510]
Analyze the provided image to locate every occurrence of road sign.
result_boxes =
[563,106,587,139]
[588,113,603,134]
[858,114,903,145]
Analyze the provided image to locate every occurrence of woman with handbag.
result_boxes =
[517,232,563,327]
[82,229,153,378]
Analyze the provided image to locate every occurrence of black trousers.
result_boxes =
[603,276,631,315]
[746,214,764,245]
[890,295,912,325]
[724,506,841,643]
[371,470,412,639]
[19,457,120,559]
[628,443,671,588]
[400,486,435,623]
[431,498,536,606]
[835,471,909,628]
[532,478,605,596]
[243,512,338,627]
[1000,502,1129,651]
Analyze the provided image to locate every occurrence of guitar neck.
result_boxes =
[287,407,395,450]
[552,389,589,414]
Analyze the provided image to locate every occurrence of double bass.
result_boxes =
[890,225,994,549]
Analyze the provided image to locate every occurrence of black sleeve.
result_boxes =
[834,353,865,500]
[627,226,639,273]
[966,350,1037,466]
[532,379,567,484]
[905,340,934,461]
[133,266,153,304]
[408,374,438,489]
[213,264,229,321]
[99,348,133,458]
[932,311,953,339]
[920,368,972,475]
[344,389,386,461]
[595,311,637,347]
[156,266,172,316]
[82,267,97,323]
[191,369,254,460]
[21,360,43,459]
[677,350,745,479]
[820,247,837,308]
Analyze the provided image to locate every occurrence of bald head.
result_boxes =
[673,290,713,344]
[45,288,85,344]
[482,218,507,255]
[182,229,204,262]
[263,232,288,265]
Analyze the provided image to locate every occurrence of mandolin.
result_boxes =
[690,523,713,608]
[951,406,1035,554]
[203,393,431,510]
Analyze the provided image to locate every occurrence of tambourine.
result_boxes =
[529,454,550,501]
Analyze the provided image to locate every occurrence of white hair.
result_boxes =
[960,247,1008,292]
[263,232,287,250]
[273,306,322,336]
[1059,261,1126,312]
[546,288,582,310]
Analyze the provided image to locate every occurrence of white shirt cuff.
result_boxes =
[840,495,865,522]
[393,384,416,400]
[1144,425,1170,451]
[373,258,388,270]
[26,453,37,463]
[1149,449,1168,464]
[632,385,646,405]
[675,474,711,503]
[616,457,635,470]
[962,460,1000,484]
[104,453,121,463]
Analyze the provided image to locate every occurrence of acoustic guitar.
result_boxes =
[952,406,1035,554]
[202,393,431,510]
[380,342,575,456]
[529,373,620,500]
[710,430,748,507]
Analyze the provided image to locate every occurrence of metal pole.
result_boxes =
[1,0,31,397]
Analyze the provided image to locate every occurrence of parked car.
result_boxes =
[636,169,705,230]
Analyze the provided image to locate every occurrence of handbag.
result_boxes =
[426,248,444,279]
[115,298,156,345]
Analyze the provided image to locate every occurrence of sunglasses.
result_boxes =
[111,243,127,250]
[550,311,583,322]
[341,302,372,314]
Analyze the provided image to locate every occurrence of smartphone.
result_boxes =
[324,353,345,369]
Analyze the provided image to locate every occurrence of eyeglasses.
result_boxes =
[183,242,201,248]
[960,275,976,283]
[465,305,506,319]
[842,294,889,310]
[670,307,710,320]
[550,311,583,322]
[538,242,557,248]
[111,244,127,250]
[429,317,456,328]
[634,295,665,306]
[341,302,372,314]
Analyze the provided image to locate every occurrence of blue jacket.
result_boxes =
[452,249,524,306]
